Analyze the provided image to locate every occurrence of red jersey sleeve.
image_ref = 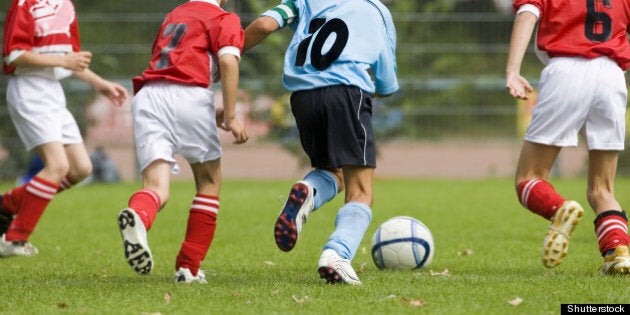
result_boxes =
[3,1,35,74]
[208,13,244,58]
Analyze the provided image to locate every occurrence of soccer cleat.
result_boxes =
[117,208,153,275]
[599,246,630,276]
[0,234,38,257]
[317,249,362,285]
[542,200,584,268]
[0,195,14,236]
[274,181,314,252]
[174,267,208,284]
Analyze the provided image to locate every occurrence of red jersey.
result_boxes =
[513,0,630,70]
[2,0,80,75]
[132,1,244,93]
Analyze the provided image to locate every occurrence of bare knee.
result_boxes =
[40,159,70,183]
[69,161,93,182]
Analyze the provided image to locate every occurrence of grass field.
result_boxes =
[0,178,629,315]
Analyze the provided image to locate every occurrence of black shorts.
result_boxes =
[290,85,376,169]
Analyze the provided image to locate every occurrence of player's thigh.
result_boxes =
[583,59,626,151]
[174,87,221,164]
[527,58,591,147]
[132,86,178,172]
[7,76,67,150]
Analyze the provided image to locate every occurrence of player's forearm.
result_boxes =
[244,16,280,52]
[9,51,68,68]
[219,55,240,122]
[506,11,538,75]
[73,68,107,90]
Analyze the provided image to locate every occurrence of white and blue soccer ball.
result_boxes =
[371,216,434,270]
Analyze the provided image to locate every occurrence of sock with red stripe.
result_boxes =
[1,185,27,215]
[517,179,565,220]
[2,175,76,214]
[57,175,75,193]
[594,210,630,256]
[128,189,161,230]
[175,194,219,276]
[5,176,58,241]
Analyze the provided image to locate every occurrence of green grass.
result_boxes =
[1,178,629,315]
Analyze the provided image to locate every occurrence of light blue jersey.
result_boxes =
[262,0,399,95]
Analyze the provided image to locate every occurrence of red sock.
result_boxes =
[1,184,27,215]
[57,175,75,193]
[594,210,630,255]
[517,179,565,220]
[128,189,160,230]
[175,194,219,276]
[6,176,58,241]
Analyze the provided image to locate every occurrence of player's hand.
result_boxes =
[97,81,128,107]
[506,71,533,100]
[223,118,249,144]
[64,51,92,71]
[215,107,228,131]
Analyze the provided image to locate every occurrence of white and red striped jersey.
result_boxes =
[132,1,244,93]
[2,0,80,78]
[514,0,630,70]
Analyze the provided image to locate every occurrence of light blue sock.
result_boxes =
[304,169,338,211]
[323,202,372,260]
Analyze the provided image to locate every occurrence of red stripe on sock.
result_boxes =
[595,212,630,255]
[176,194,219,275]
[6,177,58,241]
[517,179,565,220]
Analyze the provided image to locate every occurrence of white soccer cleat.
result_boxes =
[542,200,584,268]
[317,249,362,285]
[175,267,208,284]
[274,181,314,251]
[0,234,38,258]
[600,246,630,276]
[117,208,153,275]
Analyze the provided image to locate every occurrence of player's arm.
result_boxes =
[505,7,538,100]
[244,1,297,52]
[243,16,281,52]
[73,68,128,107]
[219,53,248,144]
[8,50,92,72]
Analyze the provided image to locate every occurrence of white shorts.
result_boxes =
[526,57,626,150]
[6,76,82,151]
[132,82,221,173]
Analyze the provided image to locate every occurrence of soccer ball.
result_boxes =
[371,216,434,270]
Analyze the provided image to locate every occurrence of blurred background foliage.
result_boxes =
[2,0,630,178]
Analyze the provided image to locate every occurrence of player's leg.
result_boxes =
[274,167,343,252]
[57,142,93,192]
[1,77,66,234]
[306,168,343,211]
[318,166,373,285]
[118,160,170,275]
[515,141,584,268]
[0,142,68,257]
[174,159,221,284]
[587,150,630,275]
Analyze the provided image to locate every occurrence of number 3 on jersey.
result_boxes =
[295,18,348,71]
